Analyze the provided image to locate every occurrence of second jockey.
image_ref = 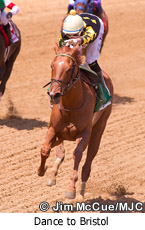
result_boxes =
[0,0,19,44]
[68,0,103,18]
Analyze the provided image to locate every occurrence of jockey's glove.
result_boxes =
[64,39,78,47]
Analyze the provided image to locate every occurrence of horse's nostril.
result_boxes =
[54,93,61,100]
[50,93,61,104]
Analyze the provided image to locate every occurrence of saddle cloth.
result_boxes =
[0,22,18,47]
[10,22,19,43]
[79,64,112,112]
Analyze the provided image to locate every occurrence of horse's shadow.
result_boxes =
[73,195,145,213]
[0,116,48,131]
[113,94,134,105]
[0,94,134,131]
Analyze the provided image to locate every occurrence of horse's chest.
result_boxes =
[61,123,78,140]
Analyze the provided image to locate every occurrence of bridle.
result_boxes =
[43,53,80,97]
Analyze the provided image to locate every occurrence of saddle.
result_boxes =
[79,64,99,87]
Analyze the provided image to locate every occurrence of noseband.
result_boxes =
[43,54,80,96]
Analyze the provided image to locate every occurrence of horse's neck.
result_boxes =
[61,78,84,109]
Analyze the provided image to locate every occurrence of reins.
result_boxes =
[56,53,76,62]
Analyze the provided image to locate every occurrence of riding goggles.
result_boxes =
[65,30,83,38]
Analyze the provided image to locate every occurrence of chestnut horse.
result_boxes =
[38,44,113,199]
[0,20,21,102]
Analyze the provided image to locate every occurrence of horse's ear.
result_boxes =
[54,43,59,54]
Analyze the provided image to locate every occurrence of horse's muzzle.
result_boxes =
[49,92,61,105]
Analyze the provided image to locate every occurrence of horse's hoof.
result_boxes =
[38,166,47,177]
[38,170,45,177]
[76,194,84,202]
[47,179,56,186]
[65,190,76,199]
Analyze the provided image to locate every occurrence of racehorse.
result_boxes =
[74,1,109,52]
[0,20,21,102]
[38,44,113,199]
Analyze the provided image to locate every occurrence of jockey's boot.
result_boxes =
[89,61,111,104]
[3,23,13,44]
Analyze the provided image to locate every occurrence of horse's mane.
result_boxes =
[56,45,83,66]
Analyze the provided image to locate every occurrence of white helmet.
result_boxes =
[63,10,84,35]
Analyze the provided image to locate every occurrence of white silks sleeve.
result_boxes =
[10,5,20,15]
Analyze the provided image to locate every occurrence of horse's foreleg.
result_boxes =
[47,142,65,186]
[38,126,56,176]
[81,108,112,197]
[38,145,50,177]
[65,129,91,199]
[0,65,5,98]
[0,64,13,96]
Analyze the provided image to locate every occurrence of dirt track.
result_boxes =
[0,0,145,213]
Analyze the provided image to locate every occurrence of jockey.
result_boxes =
[68,0,103,18]
[60,10,110,104]
[0,0,19,44]
[67,0,108,52]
